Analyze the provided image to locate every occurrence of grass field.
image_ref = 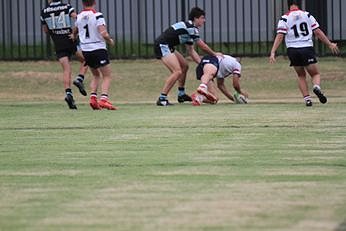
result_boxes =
[0,57,346,231]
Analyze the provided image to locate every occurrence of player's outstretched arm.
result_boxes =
[313,28,339,54]
[217,78,235,102]
[196,40,222,57]
[186,45,201,64]
[232,75,248,98]
[269,33,284,63]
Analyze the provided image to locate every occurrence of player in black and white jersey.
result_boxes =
[154,7,222,106]
[191,55,248,106]
[73,0,117,110]
[269,0,339,106]
[41,0,88,109]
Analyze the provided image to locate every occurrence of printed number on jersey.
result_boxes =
[83,24,90,39]
[46,12,71,29]
[291,22,309,38]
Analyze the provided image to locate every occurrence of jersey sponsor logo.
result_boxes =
[43,5,69,14]
[294,15,301,21]
[52,28,71,35]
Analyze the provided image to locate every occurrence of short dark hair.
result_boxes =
[287,0,301,7]
[188,7,205,21]
[82,0,95,7]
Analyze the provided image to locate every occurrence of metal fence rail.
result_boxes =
[0,0,344,60]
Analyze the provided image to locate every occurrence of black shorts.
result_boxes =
[154,42,175,59]
[196,56,219,80]
[287,47,317,66]
[82,49,110,69]
[55,46,77,59]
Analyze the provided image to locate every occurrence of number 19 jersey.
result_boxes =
[277,9,319,48]
[75,9,107,51]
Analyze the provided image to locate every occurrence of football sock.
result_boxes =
[101,94,109,100]
[65,88,73,95]
[76,74,84,82]
[159,93,167,101]
[303,95,311,101]
[90,93,97,98]
[313,85,321,90]
[199,83,208,89]
[178,87,185,96]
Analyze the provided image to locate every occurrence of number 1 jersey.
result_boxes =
[75,9,107,52]
[277,9,319,48]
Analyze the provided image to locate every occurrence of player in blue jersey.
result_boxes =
[41,0,88,109]
[154,7,222,106]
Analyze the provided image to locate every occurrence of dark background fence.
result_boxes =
[0,0,345,60]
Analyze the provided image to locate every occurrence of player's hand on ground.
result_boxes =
[241,91,249,99]
[329,43,339,54]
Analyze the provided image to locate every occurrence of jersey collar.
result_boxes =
[82,8,97,13]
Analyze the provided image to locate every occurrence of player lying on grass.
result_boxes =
[192,55,248,106]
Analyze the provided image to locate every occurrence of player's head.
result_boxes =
[82,0,96,7]
[189,7,206,27]
[287,0,301,8]
[188,7,205,21]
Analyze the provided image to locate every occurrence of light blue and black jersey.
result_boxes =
[155,21,200,47]
[40,1,75,52]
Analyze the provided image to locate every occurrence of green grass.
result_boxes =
[0,58,346,230]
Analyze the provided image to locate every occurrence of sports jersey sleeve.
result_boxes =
[277,16,288,34]
[95,13,106,27]
[67,4,75,16]
[307,12,319,30]
[40,13,46,25]
[185,27,200,45]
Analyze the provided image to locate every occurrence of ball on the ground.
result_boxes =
[234,93,248,104]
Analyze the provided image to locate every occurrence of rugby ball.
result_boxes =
[234,92,248,104]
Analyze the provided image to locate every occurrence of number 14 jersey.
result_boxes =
[277,9,319,48]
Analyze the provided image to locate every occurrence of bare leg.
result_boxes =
[75,50,88,77]
[90,68,101,94]
[175,51,189,88]
[305,63,327,103]
[58,56,72,90]
[160,53,183,95]
[293,66,309,98]
[99,64,112,95]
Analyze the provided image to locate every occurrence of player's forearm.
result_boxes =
[270,34,284,55]
[188,47,201,64]
[220,86,234,101]
[314,29,332,46]
[197,40,217,56]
